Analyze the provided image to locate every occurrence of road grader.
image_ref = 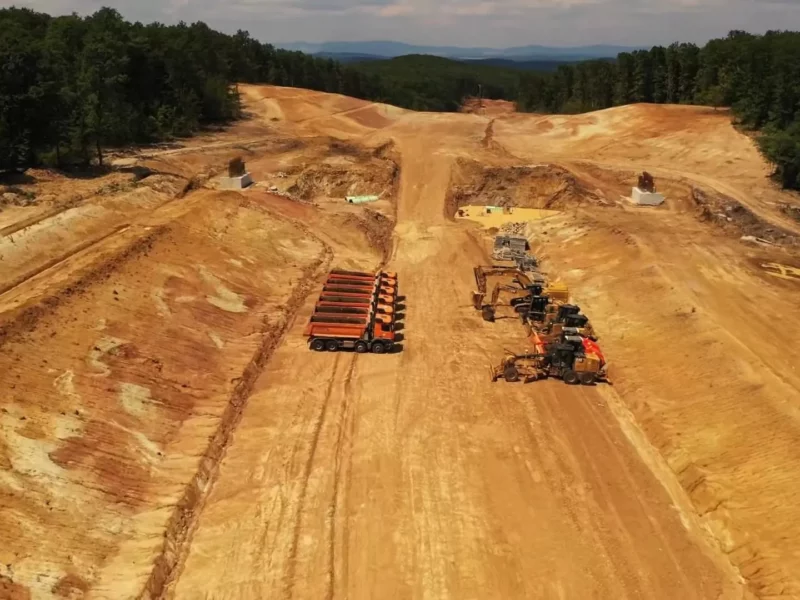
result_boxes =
[490,332,607,386]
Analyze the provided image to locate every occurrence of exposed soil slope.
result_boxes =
[2,84,799,600]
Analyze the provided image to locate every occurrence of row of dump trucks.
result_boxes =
[303,269,402,354]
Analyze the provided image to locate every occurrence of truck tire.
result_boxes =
[326,340,339,352]
[482,307,495,322]
[580,372,596,386]
[310,339,326,352]
[504,366,520,382]
[355,342,368,353]
[563,370,580,385]
[371,342,385,354]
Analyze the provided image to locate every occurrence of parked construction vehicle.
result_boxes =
[330,269,397,286]
[306,269,402,353]
[317,297,394,315]
[490,333,607,385]
[304,319,395,353]
[472,265,569,323]
[492,235,530,261]
[515,298,596,338]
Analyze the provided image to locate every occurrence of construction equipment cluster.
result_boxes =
[303,269,402,354]
[478,235,608,386]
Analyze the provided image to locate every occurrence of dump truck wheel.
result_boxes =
[580,372,596,386]
[355,342,368,353]
[371,342,385,354]
[482,307,495,322]
[326,340,339,352]
[563,370,580,385]
[310,339,326,352]
[504,366,520,382]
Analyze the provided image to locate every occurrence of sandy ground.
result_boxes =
[2,84,800,599]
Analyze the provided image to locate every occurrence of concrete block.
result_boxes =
[631,187,665,206]
[221,173,253,190]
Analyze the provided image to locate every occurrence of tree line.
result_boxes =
[517,31,800,189]
[0,6,386,171]
[2,7,798,190]
[351,54,521,112]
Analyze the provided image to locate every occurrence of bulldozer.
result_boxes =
[490,334,607,385]
[516,299,598,339]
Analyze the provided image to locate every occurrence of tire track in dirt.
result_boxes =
[328,357,358,600]
[282,353,342,600]
[146,238,334,600]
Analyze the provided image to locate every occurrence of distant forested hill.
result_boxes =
[351,55,522,111]
[2,8,798,189]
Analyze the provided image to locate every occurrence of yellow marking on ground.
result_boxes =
[761,263,800,281]
[456,205,560,228]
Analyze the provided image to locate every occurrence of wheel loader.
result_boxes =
[490,334,607,386]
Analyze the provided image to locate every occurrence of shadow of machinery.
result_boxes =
[393,332,405,343]
[389,343,405,354]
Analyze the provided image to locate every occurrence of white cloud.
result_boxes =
[5,0,800,46]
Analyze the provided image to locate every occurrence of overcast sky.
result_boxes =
[7,0,800,47]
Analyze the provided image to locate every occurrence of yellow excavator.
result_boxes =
[471,265,569,322]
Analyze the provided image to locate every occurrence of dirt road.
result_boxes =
[169,91,745,599]
[3,85,800,599]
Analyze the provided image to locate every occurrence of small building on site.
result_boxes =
[631,187,665,206]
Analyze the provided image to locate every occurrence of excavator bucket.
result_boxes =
[472,291,485,311]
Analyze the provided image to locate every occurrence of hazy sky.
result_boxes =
[8,0,800,47]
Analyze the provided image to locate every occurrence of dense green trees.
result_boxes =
[351,55,520,111]
[516,32,800,189]
[0,7,385,172]
[3,6,800,189]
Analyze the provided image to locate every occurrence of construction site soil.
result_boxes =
[2,85,800,599]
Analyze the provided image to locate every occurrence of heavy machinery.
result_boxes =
[323,282,397,298]
[317,298,394,316]
[320,290,396,306]
[490,334,607,385]
[304,318,395,353]
[327,274,397,289]
[492,235,530,261]
[329,270,398,290]
[311,312,394,327]
[306,269,401,353]
[472,265,568,323]
[516,299,597,339]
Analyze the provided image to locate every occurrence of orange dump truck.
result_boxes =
[316,298,394,316]
[330,269,397,283]
[306,269,400,353]
[319,289,395,306]
[304,316,395,353]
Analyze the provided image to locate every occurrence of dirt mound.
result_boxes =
[445,159,606,217]
[693,187,799,246]
[461,98,516,116]
[287,158,398,202]
[336,207,394,263]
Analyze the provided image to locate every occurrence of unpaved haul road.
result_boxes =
[168,105,744,599]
